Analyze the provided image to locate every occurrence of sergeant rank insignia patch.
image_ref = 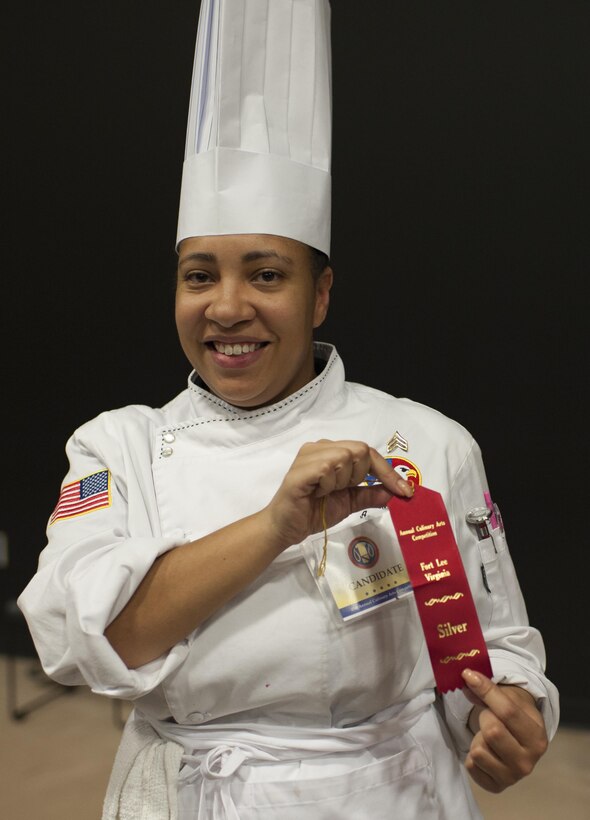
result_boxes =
[386,430,409,454]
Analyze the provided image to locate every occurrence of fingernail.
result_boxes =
[462,668,482,685]
[400,480,414,498]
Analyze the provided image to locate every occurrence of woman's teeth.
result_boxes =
[213,342,262,356]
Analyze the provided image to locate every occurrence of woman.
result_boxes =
[19,1,557,816]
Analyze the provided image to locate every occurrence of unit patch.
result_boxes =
[361,457,422,488]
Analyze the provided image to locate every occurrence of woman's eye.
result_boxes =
[184,271,211,284]
[256,269,281,283]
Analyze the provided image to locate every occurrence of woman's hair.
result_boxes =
[309,246,330,281]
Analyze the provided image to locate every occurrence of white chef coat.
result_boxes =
[19,343,559,818]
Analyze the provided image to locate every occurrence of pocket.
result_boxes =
[234,744,438,820]
[477,533,511,627]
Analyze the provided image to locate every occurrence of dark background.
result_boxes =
[3,2,588,724]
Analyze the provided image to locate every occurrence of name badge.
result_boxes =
[301,510,412,626]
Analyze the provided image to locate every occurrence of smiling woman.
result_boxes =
[175,234,333,409]
[17,1,559,818]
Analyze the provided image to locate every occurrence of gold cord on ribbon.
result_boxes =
[316,497,328,577]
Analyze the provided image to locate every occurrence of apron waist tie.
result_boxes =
[200,743,280,780]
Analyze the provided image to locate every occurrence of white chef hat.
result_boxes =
[176,0,332,255]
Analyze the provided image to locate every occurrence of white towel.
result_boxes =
[102,714,184,820]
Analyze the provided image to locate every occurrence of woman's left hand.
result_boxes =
[462,668,549,793]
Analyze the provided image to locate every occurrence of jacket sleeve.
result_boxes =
[441,439,559,755]
[17,410,191,700]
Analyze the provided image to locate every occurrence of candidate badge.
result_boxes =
[301,511,412,624]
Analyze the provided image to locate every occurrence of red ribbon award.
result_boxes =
[388,485,492,692]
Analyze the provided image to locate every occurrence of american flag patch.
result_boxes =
[49,470,111,525]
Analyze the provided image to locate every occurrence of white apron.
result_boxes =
[103,691,481,819]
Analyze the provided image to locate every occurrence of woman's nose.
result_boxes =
[204,282,256,326]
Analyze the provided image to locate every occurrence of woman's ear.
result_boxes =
[313,267,333,328]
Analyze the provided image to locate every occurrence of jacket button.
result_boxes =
[162,447,173,457]
[187,711,210,723]
[163,432,176,444]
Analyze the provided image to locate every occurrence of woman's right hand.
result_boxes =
[264,439,414,549]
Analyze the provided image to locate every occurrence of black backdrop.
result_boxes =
[3,2,588,724]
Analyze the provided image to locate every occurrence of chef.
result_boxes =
[19,1,558,818]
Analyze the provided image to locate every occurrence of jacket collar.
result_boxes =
[185,342,344,426]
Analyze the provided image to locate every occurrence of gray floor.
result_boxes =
[1,656,589,819]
